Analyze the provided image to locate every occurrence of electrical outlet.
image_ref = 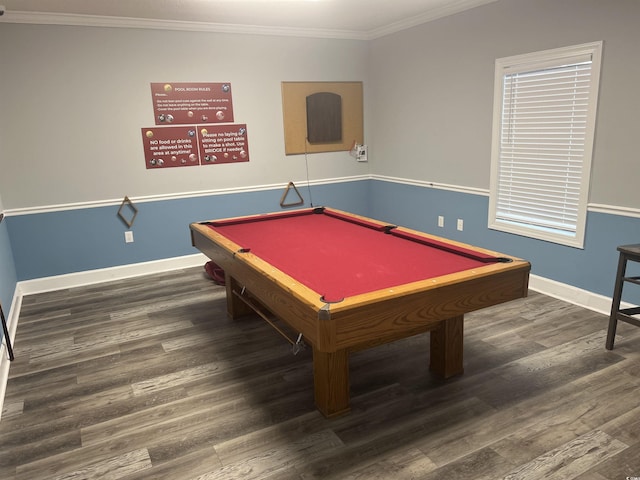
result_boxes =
[457,219,464,231]
[125,231,134,243]
[438,215,444,227]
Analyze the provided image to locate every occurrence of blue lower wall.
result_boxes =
[0,219,17,312]
[369,179,640,302]
[1,178,638,310]
[6,180,371,282]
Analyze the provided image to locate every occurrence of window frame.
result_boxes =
[488,41,603,249]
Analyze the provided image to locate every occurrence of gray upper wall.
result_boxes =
[368,0,640,210]
[1,0,638,211]
[0,26,369,209]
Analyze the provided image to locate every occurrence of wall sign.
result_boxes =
[142,124,249,169]
[151,82,234,125]
[141,126,200,168]
[142,82,249,169]
[199,124,249,165]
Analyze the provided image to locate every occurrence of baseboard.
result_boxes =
[0,293,23,420]
[528,274,616,317]
[17,253,209,296]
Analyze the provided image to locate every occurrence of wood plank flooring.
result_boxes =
[1,267,639,479]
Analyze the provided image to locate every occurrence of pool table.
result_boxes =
[190,207,530,417]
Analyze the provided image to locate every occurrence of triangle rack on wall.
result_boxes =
[280,181,304,207]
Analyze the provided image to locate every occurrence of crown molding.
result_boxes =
[0,11,370,40]
[368,0,499,39]
[0,1,500,40]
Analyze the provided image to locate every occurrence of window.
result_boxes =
[488,42,603,248]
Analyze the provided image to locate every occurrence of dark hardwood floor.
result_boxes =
[1,267,639,479]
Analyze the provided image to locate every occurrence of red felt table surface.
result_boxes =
[207,210,496,302]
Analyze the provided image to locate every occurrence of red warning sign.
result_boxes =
[141,124,250,169]
[151,82,234,125]
[199,124,250,165]
[141,126,199,169]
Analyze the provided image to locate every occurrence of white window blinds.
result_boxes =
[489,42,602,248]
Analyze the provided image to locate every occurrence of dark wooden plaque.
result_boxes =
[306,92,342,144]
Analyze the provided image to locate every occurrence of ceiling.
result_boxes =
[0,0,498,39]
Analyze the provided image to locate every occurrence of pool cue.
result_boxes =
[0,302,14,361]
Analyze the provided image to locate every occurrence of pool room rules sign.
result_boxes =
[141,82,250,169]
[151,82,234,125]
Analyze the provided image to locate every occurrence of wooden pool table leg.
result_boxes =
[313,348,351,418]
[430,314,464,378]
